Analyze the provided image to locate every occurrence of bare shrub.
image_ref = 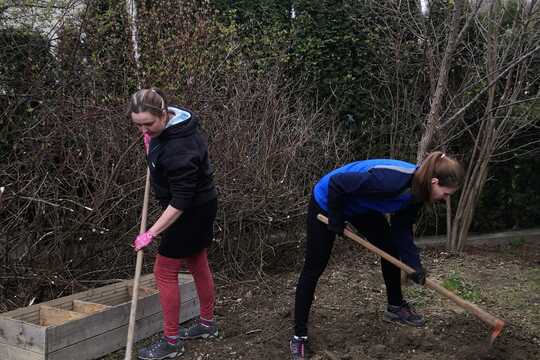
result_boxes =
[0,1,350,309]
[192,71,351,274]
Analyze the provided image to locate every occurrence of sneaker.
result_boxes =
[178,318,218,340]
[137,337,184,360]
[383,301,426,327]
[289,336,309,360]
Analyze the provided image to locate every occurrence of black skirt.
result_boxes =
[158,198,217,258]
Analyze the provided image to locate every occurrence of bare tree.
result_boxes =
[416,0,539,250]
[417,0,483,162]
[448,0,540,250]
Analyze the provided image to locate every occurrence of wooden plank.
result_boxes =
[85,287,155,307]
[45,281,198,353]
[39,306,88,327]
[84,293,131,307]
[62,285,128,308]
[72,301,110,315]
[178,273,194,283]
[179,296,200,323]
[139,277,157,288]
[48,312,163,360]
[127,286,157,298]
[9,312,39,324]
[0,317,46,353]
[47,296,200,360]
[0,342,44,360]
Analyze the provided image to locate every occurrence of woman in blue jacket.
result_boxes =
[290,152,464,360]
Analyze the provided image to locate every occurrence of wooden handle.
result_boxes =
[317,214,505,332]
[125,169,151,360]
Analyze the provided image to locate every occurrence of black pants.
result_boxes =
[293,195,403,337]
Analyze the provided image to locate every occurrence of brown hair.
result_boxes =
[127,87,168,117]
[411,151,464,202]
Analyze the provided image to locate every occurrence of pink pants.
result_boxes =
[154,249,215,337]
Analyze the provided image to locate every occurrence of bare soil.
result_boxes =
[104,239,540,360]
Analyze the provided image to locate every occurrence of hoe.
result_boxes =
[317,214,505,345]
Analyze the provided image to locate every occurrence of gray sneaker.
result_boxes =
[178,319,218,340]
[383,301,426,327]
[137,337,184,360]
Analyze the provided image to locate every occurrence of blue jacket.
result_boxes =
[313,159,423,270]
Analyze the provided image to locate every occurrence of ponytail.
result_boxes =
[411,151,464,202]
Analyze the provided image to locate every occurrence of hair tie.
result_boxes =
[440,153,446,159]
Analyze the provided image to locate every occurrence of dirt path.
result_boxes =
[104,239,540,359]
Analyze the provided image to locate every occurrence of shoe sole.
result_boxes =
[178,330,218,340]
[290,351,305,359]
[138,351,183,360]
[383,312,426,327]
[289,350,305,359]
[138,346,185,360]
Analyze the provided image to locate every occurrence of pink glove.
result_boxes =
[143,133,151,154]
[133,231,155,251]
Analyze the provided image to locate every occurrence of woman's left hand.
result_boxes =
[408,267,427,285]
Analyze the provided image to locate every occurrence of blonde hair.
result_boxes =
[411,151,464,202]
[127,87,167,117]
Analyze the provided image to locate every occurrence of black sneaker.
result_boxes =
[289,336,309,360]
[178,319,218,340]
[383,301,426,327]
[137,337,184,359]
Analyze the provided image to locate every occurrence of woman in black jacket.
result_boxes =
[128,87,218,360]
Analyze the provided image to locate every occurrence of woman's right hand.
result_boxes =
[133,231,155,251]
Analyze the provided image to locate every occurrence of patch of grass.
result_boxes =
[441,271,482,302]
[403,285,431,307]
[527,268,540,291]
[509,237,526,247]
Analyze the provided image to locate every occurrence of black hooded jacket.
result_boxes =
[147,107,217,210]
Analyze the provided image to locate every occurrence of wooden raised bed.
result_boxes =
[0,273,199,360]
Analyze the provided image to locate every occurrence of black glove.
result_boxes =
[327,217,344,235]
[407,267,427,285]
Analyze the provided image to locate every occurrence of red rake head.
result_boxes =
[489,319,505,346]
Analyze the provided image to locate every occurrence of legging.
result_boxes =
[293,196,403,337]
[154,249,215,337]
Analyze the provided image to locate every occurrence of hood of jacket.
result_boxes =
[158,106,198,141]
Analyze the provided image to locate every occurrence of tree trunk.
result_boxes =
[126,0,143,88]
